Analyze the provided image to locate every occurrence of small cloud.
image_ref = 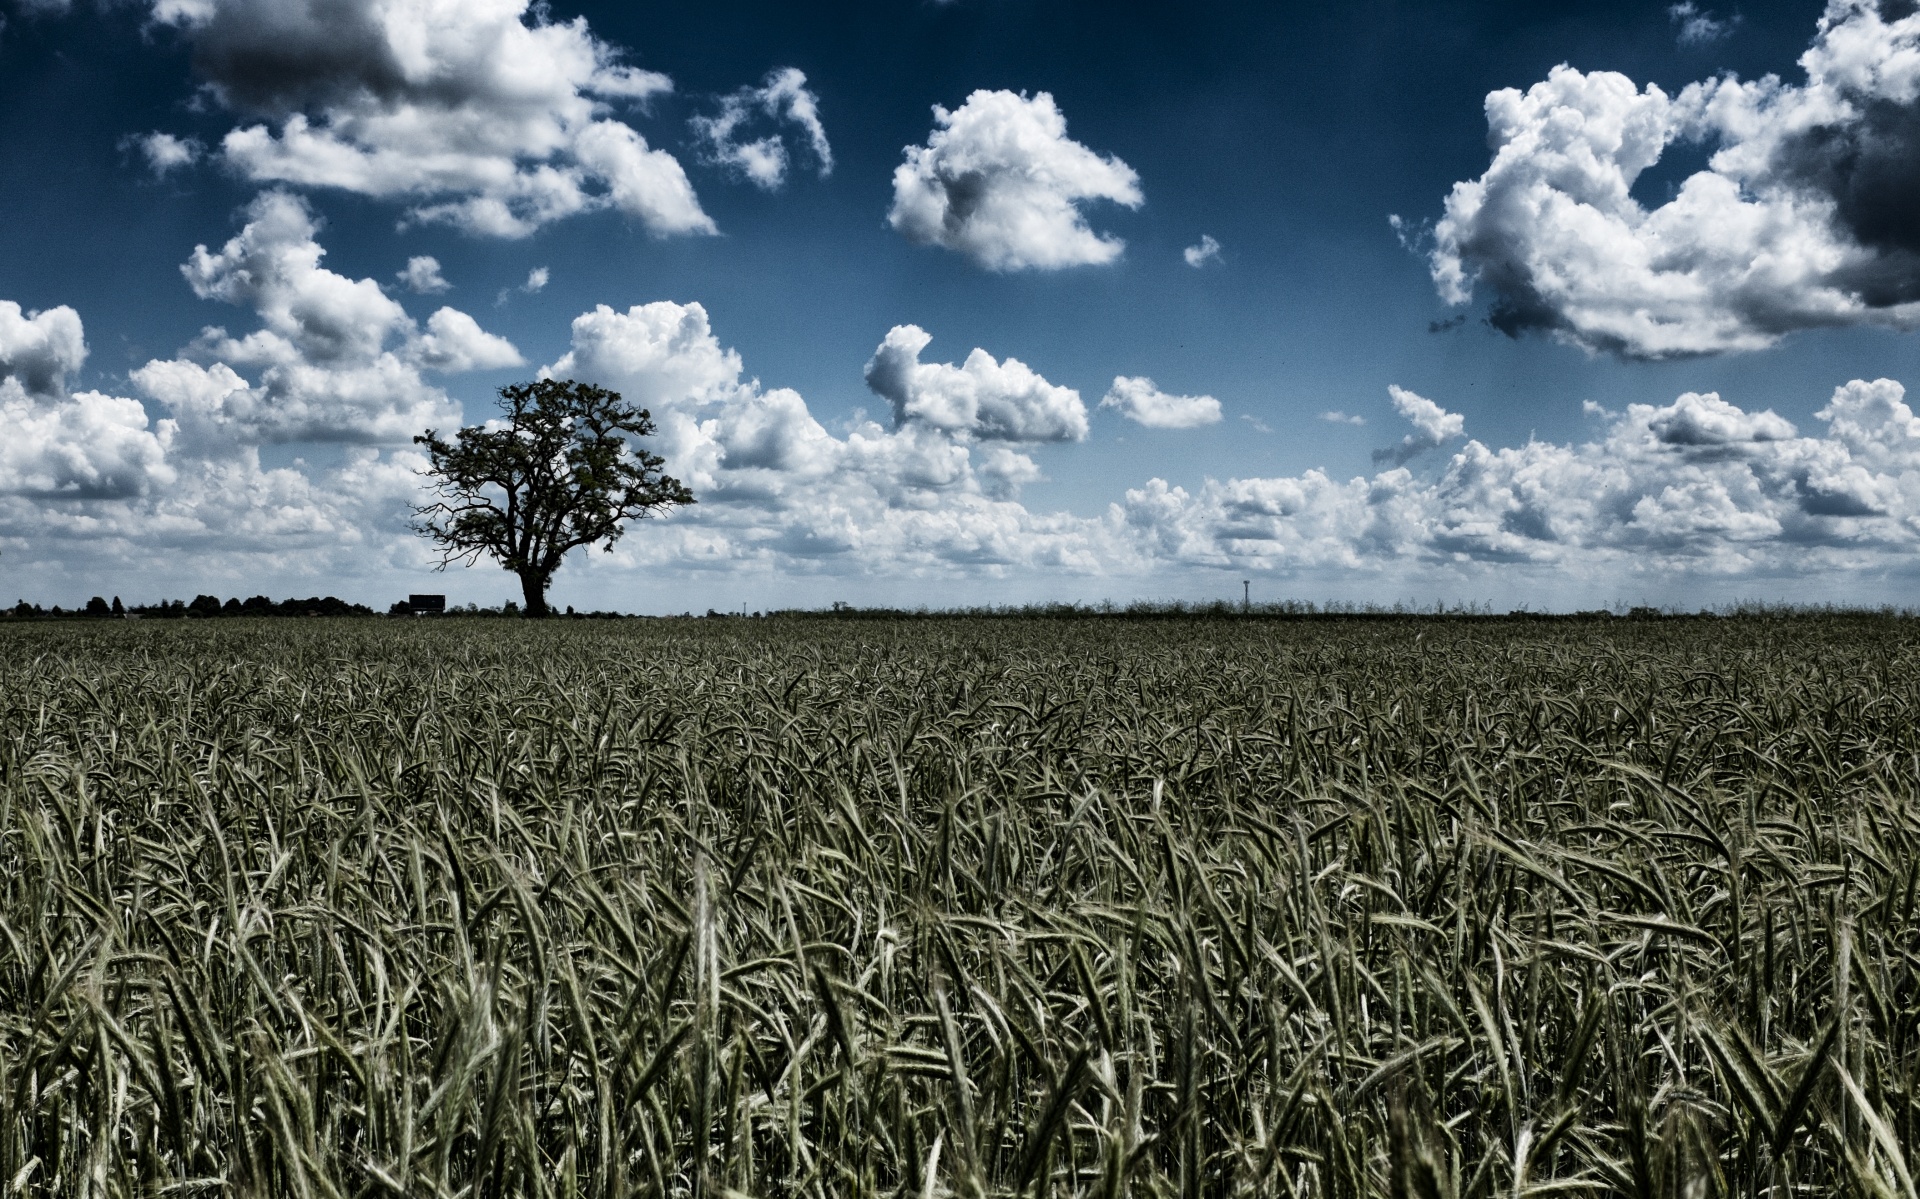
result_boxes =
[1582,399,1615,417]
[1388,213,1430,254]
[1319,410,1366,426]
[1183,235,1221,268]
[1669,2,1737,46]
[1371,384,1464,465]
[1239,413,1273,433]
[693,67,832,191]
[415,306,524,372]
[1429,314,1467,333]
[498,266,549,306]
[397,256,451,295]
[1100,376,1222,429]
[131,132,201,177]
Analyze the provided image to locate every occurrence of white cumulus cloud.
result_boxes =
[153,0,713,238]
[0,301,85,398]
[136,132,202,176]
[1099,376,1222,429]
[536,302,1122,571]
[888,90,1142,271]
[1427,1,1920,358]
[0,268,438,578]
[544,301,745,414]
[415,307,523,373]
[21,280,1920,598]
[863,324,1089,442]
[1372,385,1465,464]
[0,391,178,500]
[0,302,176,500]
[1121,378,1920,579]
[0,223,514,582]
[0,437,435,585]
[397,255,450,294]
[691,67,832,190]
[134,191,518,447]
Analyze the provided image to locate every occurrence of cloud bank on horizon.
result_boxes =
[11,210,1920,594]
[9,0,1920,605]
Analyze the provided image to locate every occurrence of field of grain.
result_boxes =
[1,615,1916,1198]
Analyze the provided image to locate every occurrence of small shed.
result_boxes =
[408,594,447,615]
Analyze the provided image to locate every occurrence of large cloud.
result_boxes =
[0,194,522,576]
[1122,380,1920,576]
[0,295,452,578]
[863,325,1088,443]
[1427,0,1920,357]
[539,303,1121,570]
[544,300,744,414]
[539,309,1920,586]
[0,302,85,398]
[133,191,518,447]
[151,0,712,238]
[888,90,1142,271]
[0,439,433,586]
[0,190,521,571]
[0,303,176,500]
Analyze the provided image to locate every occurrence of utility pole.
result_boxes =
[1243,580,1250,613]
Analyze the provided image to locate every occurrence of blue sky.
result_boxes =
[6,0,1920,611]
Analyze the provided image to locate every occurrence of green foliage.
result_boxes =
[413,379,693,616]
[1,616,1918,1197]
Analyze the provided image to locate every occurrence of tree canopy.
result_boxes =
[412,379,693,616]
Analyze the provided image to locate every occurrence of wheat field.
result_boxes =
[1,615,1916,1198]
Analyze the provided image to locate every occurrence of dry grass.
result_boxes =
[1,615,1916,1198]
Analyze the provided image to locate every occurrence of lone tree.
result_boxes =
[412,379,693,617]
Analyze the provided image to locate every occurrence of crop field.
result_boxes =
[1,615,1918,1199]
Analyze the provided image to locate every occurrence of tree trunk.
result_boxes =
[518,567,551,617]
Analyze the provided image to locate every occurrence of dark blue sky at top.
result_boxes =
[2,0,1904,522]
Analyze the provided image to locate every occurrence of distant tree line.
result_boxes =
[388,600,635,619]
[5,595,1907,623]
[6,595,375,619]
[744,600,1920,622]
[2,595,652,621]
